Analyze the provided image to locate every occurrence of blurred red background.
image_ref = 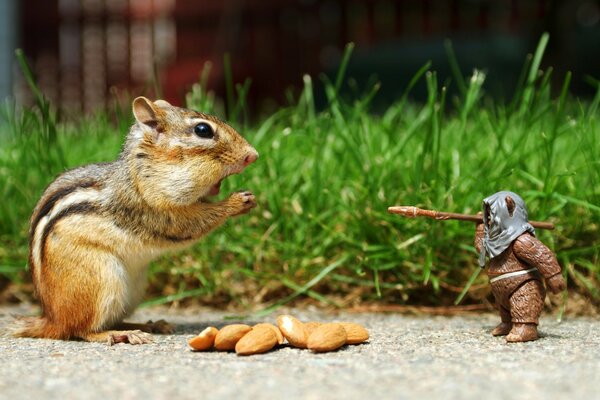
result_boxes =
[10,0,600,112]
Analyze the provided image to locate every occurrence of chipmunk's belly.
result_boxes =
[121,244,165,311]
[95,235,166,329]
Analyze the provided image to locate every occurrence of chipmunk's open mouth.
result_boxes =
[207,171,239,196]
[208,180,223,196]
[207,153,257,197]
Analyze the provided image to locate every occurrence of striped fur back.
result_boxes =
[28,163,111,281]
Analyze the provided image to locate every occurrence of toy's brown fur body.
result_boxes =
[16,98,258,344]
[475,226,564,342]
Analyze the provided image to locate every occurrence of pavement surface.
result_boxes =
[0,303,599,400]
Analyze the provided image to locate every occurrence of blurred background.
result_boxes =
[1,0,600,112]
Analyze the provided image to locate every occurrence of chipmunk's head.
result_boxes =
[126,96,258,207]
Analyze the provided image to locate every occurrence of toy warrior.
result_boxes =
[474,191,566,342]
[388,190,566,342]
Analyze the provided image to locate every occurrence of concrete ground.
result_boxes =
[0,303,598,400]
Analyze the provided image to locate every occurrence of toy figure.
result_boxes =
[474,191,566,342]
[388,190,566,342]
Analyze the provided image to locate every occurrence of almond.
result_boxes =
[277,315,308,348]
[214,324,252,351]
[254,323,284,345]
[235,325,278,356]
[307,323,347,353]
[188,326,218,351]
[339,322,369,344]
[304,321,323,336]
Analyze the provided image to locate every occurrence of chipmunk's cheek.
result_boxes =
[193,162,224,197]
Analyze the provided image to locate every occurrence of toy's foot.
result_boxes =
[506,323,538,343]
[492,322,513,336]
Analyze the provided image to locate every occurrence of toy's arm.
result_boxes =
[513,234,566,294]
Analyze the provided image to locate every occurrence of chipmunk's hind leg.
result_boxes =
[114,320,175,334]
[38,227,143,343]
[11,316,71,340]
[80,330,154,345]
[79,320,172,345]
[26,247,105,341]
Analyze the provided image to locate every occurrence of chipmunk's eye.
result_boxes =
[194,122,214,139]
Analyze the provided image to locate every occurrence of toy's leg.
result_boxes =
[492,306,512,336]
[506,279,545,342]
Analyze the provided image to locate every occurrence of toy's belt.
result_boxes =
[489,268,538,283]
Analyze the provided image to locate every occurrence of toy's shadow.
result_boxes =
[538,332,564,339]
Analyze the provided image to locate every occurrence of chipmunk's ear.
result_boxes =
[133,96,161,128]
[153,99,172,108]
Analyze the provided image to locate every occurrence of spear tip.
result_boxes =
[387,206,418,217]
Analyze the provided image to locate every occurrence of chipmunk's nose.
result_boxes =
[243,149,259,166]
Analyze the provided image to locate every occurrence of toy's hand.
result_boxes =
[547,273,567,294]
[475,222,484,238]
[474,212,485,252]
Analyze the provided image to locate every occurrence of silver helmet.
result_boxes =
[479,191,535,267]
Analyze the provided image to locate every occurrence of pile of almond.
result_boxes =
[187,314,369,356]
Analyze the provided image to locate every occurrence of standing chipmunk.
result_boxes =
[14,97,258,344]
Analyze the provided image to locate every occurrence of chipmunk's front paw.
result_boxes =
[228,191,256,216]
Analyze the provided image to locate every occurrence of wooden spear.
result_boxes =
[387,206,555,230]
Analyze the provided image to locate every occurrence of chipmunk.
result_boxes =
[14,97,258,344]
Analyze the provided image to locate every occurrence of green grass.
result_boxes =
[1,36,599,313]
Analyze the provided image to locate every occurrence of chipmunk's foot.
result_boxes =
[108,330,154,345]
[114,320,175,334]
[491,322,513,336]
[145,319,175,334]
[506,323,539,343]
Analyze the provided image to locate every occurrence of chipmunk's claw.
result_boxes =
[229,191,256,216]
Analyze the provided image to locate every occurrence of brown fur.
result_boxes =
[15,97,258,344]
[475,225,565,342]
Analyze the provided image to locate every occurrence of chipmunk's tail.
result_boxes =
[9,316,68,340]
